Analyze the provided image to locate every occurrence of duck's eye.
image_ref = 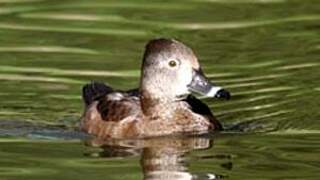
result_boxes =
[168,60,177,67]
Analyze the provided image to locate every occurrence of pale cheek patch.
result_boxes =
[206,86,222,97]
[176,66,193,95]
[179,63,193,83]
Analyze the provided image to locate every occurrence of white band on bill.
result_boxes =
[205,87,222,97]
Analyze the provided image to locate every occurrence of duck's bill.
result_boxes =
[187,69,231,100]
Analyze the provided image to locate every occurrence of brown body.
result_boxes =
[81,89,220,139]
[80,39,229,139]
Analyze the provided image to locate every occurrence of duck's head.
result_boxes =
[140,38,230,101]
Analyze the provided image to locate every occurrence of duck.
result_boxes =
[80,38,230,139]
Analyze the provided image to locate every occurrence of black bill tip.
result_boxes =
[214,89,231,100]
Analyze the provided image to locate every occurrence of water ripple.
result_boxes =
[0,7,39,15]
[211,94,276,108]
[18,12,320,33]
[206,72,239,78]
[0,167,31,175]
[47,94,81,100]
[212,73,291,83]
[0,46,99,55]
[0,111,33,115]
[0,74,84,84]
[232,109,293,122]
[274,63,320,70]
[57,2,193,10]
[190,0,286,3]
[0,0,43,3]
[168,15,320,30]
[20,13,126,22]
[0,23,148,36]
[268,129,320,135]
[215,100,293,115]
[0,66,139,77]
[224,81,268,89]
[233,86,297,96]
[0,167,57,176]
[209,60,282,69]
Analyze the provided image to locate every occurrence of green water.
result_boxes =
[0,0,319,179]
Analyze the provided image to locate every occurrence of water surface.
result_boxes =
[0,0,319,179]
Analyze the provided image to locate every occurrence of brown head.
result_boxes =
[140,39,230,111]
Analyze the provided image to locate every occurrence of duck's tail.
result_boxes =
[82,81,114,106]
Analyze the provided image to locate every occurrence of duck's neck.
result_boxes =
[140,90,177,117]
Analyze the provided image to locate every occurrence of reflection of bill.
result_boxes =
[85,136,226,180]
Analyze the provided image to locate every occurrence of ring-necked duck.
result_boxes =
[80,38,230,139]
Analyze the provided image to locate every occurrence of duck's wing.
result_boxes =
[96,92,140,122]
[184,95,223,130]
[82,81,114,107]
[82,82,140,122]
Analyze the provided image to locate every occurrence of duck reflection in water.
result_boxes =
[85,135,227,180]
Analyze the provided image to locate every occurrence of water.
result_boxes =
[1,134,319,180]
[0,0,319,179]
